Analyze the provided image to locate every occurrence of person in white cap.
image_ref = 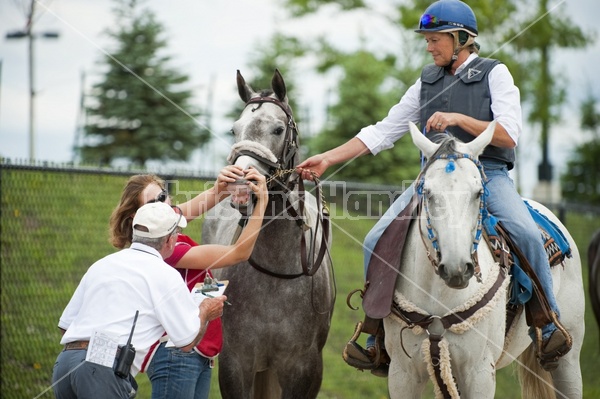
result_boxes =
[107,166,268,399]
[52,202,226,399]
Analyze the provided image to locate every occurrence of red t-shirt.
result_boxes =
[139,234,223,372]
[166,234,223,358]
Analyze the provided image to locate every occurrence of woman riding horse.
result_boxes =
[297,0,571,373]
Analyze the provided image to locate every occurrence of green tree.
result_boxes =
[228,33,306,123]
[507,0,591,182]
[310,40,420,183]
[80,0,208,166]
[561,93,600,204]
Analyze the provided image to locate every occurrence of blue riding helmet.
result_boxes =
[415,0,478,37]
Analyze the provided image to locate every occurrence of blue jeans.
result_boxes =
[53,349,137,399]
[362,160,558,340]
[146,343,212,399]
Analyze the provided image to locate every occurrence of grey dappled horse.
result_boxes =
[385,122,584,399]
[202,70,334,399]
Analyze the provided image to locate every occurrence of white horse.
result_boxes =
[384,121,584,399]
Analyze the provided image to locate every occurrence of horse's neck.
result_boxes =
[259,191,304,235]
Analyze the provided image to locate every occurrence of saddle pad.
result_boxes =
[363,194,419,319]
[524,200,572,266]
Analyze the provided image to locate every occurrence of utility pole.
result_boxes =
[5,0,59,160]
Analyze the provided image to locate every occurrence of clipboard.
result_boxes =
[164,279,230,348]
[192,279,228,305]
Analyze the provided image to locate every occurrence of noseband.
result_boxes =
[416,153,488,283]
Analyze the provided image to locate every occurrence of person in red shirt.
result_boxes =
[109,166,268,399]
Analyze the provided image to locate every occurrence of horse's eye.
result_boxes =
[229,128,235,136]
[274,127,284,136]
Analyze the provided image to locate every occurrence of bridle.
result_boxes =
[230,95,331,280]
[230,96,299,191]
[415,152,488,283]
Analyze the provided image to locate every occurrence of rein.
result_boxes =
[416,153,488,283]
[242,170,331,280]
[231,95,331,280]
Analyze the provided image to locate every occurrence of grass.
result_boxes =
[1,166,598,398]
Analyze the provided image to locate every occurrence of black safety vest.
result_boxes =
[419,58,515,169]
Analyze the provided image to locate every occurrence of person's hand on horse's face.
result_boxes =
[243,167,268,204]
[216,165,245,195]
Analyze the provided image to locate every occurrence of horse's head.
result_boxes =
[409,121,496,289]
[227,70,299,194]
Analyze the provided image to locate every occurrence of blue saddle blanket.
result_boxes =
[484,200,572,306]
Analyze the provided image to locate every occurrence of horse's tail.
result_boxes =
[253,369,281,399]
[517,344,556,399]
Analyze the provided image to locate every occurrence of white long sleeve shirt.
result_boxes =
[356,54,522,155]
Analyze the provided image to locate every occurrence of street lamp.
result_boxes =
[5,0,59,160]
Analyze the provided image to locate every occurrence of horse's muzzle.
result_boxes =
[439,262,475,289]
[227,181,255,216]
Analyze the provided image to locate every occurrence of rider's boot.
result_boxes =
[535,312,573,371]
[342,320,390,377]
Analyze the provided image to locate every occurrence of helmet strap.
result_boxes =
[444,31,475,70]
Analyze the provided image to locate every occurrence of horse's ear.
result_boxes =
[237,70,254,103]
[409,121,439,159]
[467,120,496,157]
[271,69,288,102]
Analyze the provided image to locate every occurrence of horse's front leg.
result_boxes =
[217,350,255,399]
[445,330,503,399]
[452,356,497,399]
[387,360,429,399]
[277,346,323,399]
[385,318,430,399]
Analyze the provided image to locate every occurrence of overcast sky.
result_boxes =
[0,0,598,196]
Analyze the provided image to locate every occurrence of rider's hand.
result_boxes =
[296,154,329,181]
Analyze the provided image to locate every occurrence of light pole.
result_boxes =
[5,0,59,160]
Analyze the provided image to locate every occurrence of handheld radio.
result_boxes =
[114,310,138,379]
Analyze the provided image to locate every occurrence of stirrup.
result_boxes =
[534,312,573,371]
[342,321,377,370]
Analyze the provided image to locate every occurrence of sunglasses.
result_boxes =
[420,14,441,29]
[169,205,184,235]
[419,14,473,32]
[147,189,168,204]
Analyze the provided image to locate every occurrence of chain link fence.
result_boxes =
[1,161,214,398]
[2,159,599,398]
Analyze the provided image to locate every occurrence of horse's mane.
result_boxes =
[259,89,275,98]
[420,134,460,175]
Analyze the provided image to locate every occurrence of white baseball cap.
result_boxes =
[132,202,187,238]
